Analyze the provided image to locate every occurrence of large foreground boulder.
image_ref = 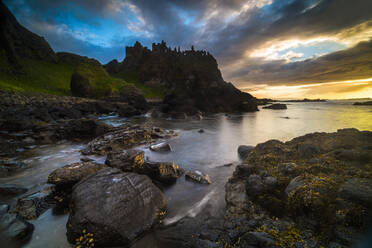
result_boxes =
[66,168,166,247]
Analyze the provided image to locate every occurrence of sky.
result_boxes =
[4,0,372,99]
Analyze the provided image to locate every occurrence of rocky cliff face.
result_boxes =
[105,41,258,114]
[0,0,56,73]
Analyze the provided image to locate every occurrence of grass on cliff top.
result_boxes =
[0,58,159,99]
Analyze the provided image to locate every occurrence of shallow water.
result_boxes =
[1,100,372,247]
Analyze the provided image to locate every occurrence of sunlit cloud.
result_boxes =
[242,78,372,99]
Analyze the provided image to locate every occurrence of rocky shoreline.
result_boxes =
[0,91,371,248]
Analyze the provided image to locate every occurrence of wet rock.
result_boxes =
[80,157,93,162]
[338,178,372,207]
[81,125,176,155]
[0,184,28,196]
[105,149,145,171]
[237,145,254,160]
[13,189,54,220]
[106,150,183,184]
[263,103,287,110]
[185,170,211,184]
[198,129,205,133]
[246,174,265,197]
[150,142,172,152]
[47,162,107,189]
[66,168,166,247]
[0,213,34,245]
[140,162,185,185]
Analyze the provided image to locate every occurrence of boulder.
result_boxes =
[105,150,183,184]
[338,178,372,207]
[13,190,53,220]
[139,162,185,184]
[66,168,166,247]
[105,149,145,171]
[185,170,211,184]
[263,103,287,110]
[70,72,93,97]
[81,125,176,155]
[47,162,107,189]
[237,145,254,160]
[0,184,27,196]
[150,142,172,152]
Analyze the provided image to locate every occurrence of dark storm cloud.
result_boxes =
[3,0,372,85]
[230,39,372,86]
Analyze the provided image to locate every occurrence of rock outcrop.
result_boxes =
[105,41,258,114]
[221,128,372,247]
[66,168,166,247]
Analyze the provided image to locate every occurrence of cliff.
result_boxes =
[105,41,258,114]
[0,0,56,73]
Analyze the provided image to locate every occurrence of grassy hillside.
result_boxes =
[0,58,163,98]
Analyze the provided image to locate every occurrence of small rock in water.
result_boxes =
[150,142,172,152]
[185,170,211,184]
[24,145,37,150]
[223,163,233,167]
[80,157,94,162]
[198,129,204,133]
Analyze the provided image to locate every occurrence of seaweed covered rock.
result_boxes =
[66,168,166,247]
[223,129,372,247]
[47,162,107,189]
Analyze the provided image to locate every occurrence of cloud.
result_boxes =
[3,0,372,96]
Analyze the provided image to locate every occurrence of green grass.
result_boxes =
[0,57,166,99]
[0,59,74,95]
